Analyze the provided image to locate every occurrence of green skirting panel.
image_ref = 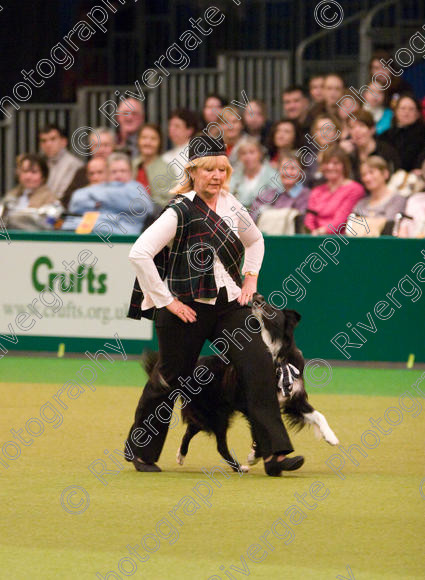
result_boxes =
[1,232,424,362]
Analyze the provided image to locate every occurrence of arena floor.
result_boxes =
[0,358,424,580]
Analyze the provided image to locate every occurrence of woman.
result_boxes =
[345,109,400,182]
[363,81,394,135]
[202,93,227,126]
[369,51,412,107]
[133,124,175,207]
[4,153,55,209]
[304,145,365,235]
[303,114,341,189]
[250,154,311,223]
[354,156,406,221]
[229,137,277,208]
[379,95,425,172]
[267,119,301,167]
[242,99,273,147]
[124,135,304,476]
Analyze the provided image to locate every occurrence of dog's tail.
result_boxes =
[141,350,159,376]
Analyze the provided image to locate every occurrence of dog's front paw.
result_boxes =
[325,432,339,446]
[176,448,186,465]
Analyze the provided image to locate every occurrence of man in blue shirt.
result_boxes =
[69,153,155,235]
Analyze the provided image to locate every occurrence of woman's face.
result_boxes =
[18,160,44,190]
[243,102,265,131]
[280,159,302,190]
[350,121,375,147]
[274,122,295,149]
[323,75,345,107]
[313,118,337,147]
[191,157,227,196]
[395,97,420,127]
[309,77,324,103]
[222,117,243,142]
[364,84,385,107]
[203,97,223,124]
[138,127,161,158]
[337,99,360,121]
[370,58,386,77]
[360,165,388,192]
[322,156,345,183]
[239,144,262,171]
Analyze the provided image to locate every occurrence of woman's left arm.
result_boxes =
[234,199,265,305]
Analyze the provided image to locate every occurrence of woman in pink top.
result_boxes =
[304,145,365,235]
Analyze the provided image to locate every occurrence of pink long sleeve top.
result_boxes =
[304,180,365,233]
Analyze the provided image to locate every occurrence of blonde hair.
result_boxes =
[360,156,390,181]
[170,155,233,195]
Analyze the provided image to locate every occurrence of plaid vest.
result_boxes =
[127,193,245,320]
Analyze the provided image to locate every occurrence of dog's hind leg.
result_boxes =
[177,423,201,465]
[215,427,249,473]
[303,410,339,445]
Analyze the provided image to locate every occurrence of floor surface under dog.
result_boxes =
[0,358,424,579]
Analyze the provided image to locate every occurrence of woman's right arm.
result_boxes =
[128,208,178,308]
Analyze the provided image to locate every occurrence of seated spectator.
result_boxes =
[85,157,108,185]
[202,93,228,126]
[39,124,84,201]
[344,110,400,182]
[250,154,311,223]
[229,138,277,208]
[89,127,116,159]
[282,85,312,133]
[323,73,345,112]
[221,113,248,168]
[354,156,406,222]
[133,123,175,207]
[62,127,116,208]
[304,145,365,235]
[2,154,56,230]
[162,109,199,178]
[4,153,55,209]
[379,95,425,172]
[267,119,302,167]
[69,153,154,234]
[369,51,413,108]
[242,99,273,147]
[312,73,346,119]
[362,81,394,135]
[309,75,325,105]
[398,193,425,238]
[303,114,341,189]
[116,98,145,160]
[336,94,362,142]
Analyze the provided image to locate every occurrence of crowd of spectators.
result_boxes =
[1,51,425,238]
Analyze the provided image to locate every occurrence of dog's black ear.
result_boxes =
[284,309,302,329]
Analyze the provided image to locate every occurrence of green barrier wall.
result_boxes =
[2,233,424,362]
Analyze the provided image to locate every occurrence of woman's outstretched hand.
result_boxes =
[166,298,198,323]
[237,277,258,306]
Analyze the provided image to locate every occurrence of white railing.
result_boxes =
[0,51,291,195]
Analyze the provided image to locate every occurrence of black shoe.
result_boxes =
[264,454,304,476]
[279,455,304,471]
[132,458,162,472]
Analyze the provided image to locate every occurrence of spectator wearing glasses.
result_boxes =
[116,98,145,160]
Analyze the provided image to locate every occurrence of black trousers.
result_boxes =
[125,287,294,462]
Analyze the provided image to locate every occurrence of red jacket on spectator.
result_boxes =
[305,181,365,233]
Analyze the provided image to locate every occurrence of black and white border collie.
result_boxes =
[143,293,339,472]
